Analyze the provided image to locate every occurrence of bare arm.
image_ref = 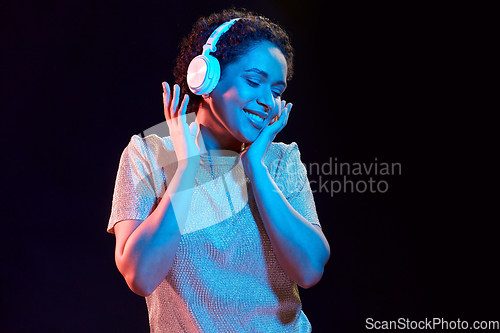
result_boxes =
[113,83,202,296]
[114,164,197,296]
[245,163,330,288]
[241,101,330,288]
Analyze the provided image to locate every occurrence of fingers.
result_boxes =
[269,100,291,127]
[271,102,292,138]
[179,93,189,117]
[162,82,171,120]
[189,121,198,137]
[279,102,292,130]
[191,119,208,154]
[163,82,189,121]
[280,100,286,118]
[171,84,180,117]
[269,100,285,125]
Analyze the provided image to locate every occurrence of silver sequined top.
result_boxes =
[108,134,321,332]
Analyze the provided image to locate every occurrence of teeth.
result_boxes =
[245,110,264,122]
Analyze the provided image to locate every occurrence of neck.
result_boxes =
[196,104,242,154]
[199,124,242,155]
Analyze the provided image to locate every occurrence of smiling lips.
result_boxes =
[243,108,268,128]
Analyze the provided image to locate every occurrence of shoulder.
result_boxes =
[120,134,177,169]
[264,142,305,179]
[264,141,301,165]
[126,134,173,153]
[263,142,310,197]
[123,134,174,157]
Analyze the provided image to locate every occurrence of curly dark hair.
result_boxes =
[173,8,294,113]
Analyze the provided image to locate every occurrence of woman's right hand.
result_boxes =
[162,82,201,169]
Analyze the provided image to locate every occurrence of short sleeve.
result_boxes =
[275,143,321,227]
[107,135,159,233]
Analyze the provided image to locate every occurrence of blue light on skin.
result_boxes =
[196,40,288,154]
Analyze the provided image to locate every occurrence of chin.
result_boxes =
[239,128,262,145]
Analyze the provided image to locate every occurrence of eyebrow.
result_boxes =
[244,68,287,88]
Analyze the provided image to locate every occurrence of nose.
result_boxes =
[256,88,276,111]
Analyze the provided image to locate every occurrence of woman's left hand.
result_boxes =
[240,100,293,177]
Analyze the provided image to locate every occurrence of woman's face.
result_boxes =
[203,41,288,147]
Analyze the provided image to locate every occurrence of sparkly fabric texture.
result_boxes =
[108,134,321,332]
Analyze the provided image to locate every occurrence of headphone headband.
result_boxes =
[202,18,241,55]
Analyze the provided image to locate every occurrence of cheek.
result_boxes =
[220,87,240,105]
[217,85,250,116]
[209,87,241,128]
[222,83,251,104]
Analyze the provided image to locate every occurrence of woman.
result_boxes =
[108,9,330,332]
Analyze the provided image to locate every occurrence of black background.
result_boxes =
[1,0,497,332]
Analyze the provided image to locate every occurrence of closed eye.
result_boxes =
[272,89,283,98]
[245,77,283,98]
[246,79,259,87]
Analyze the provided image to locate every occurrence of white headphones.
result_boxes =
[186,18,241,97]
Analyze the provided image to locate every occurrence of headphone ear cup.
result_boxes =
[187,54,221,96]
[205,54,221,95]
